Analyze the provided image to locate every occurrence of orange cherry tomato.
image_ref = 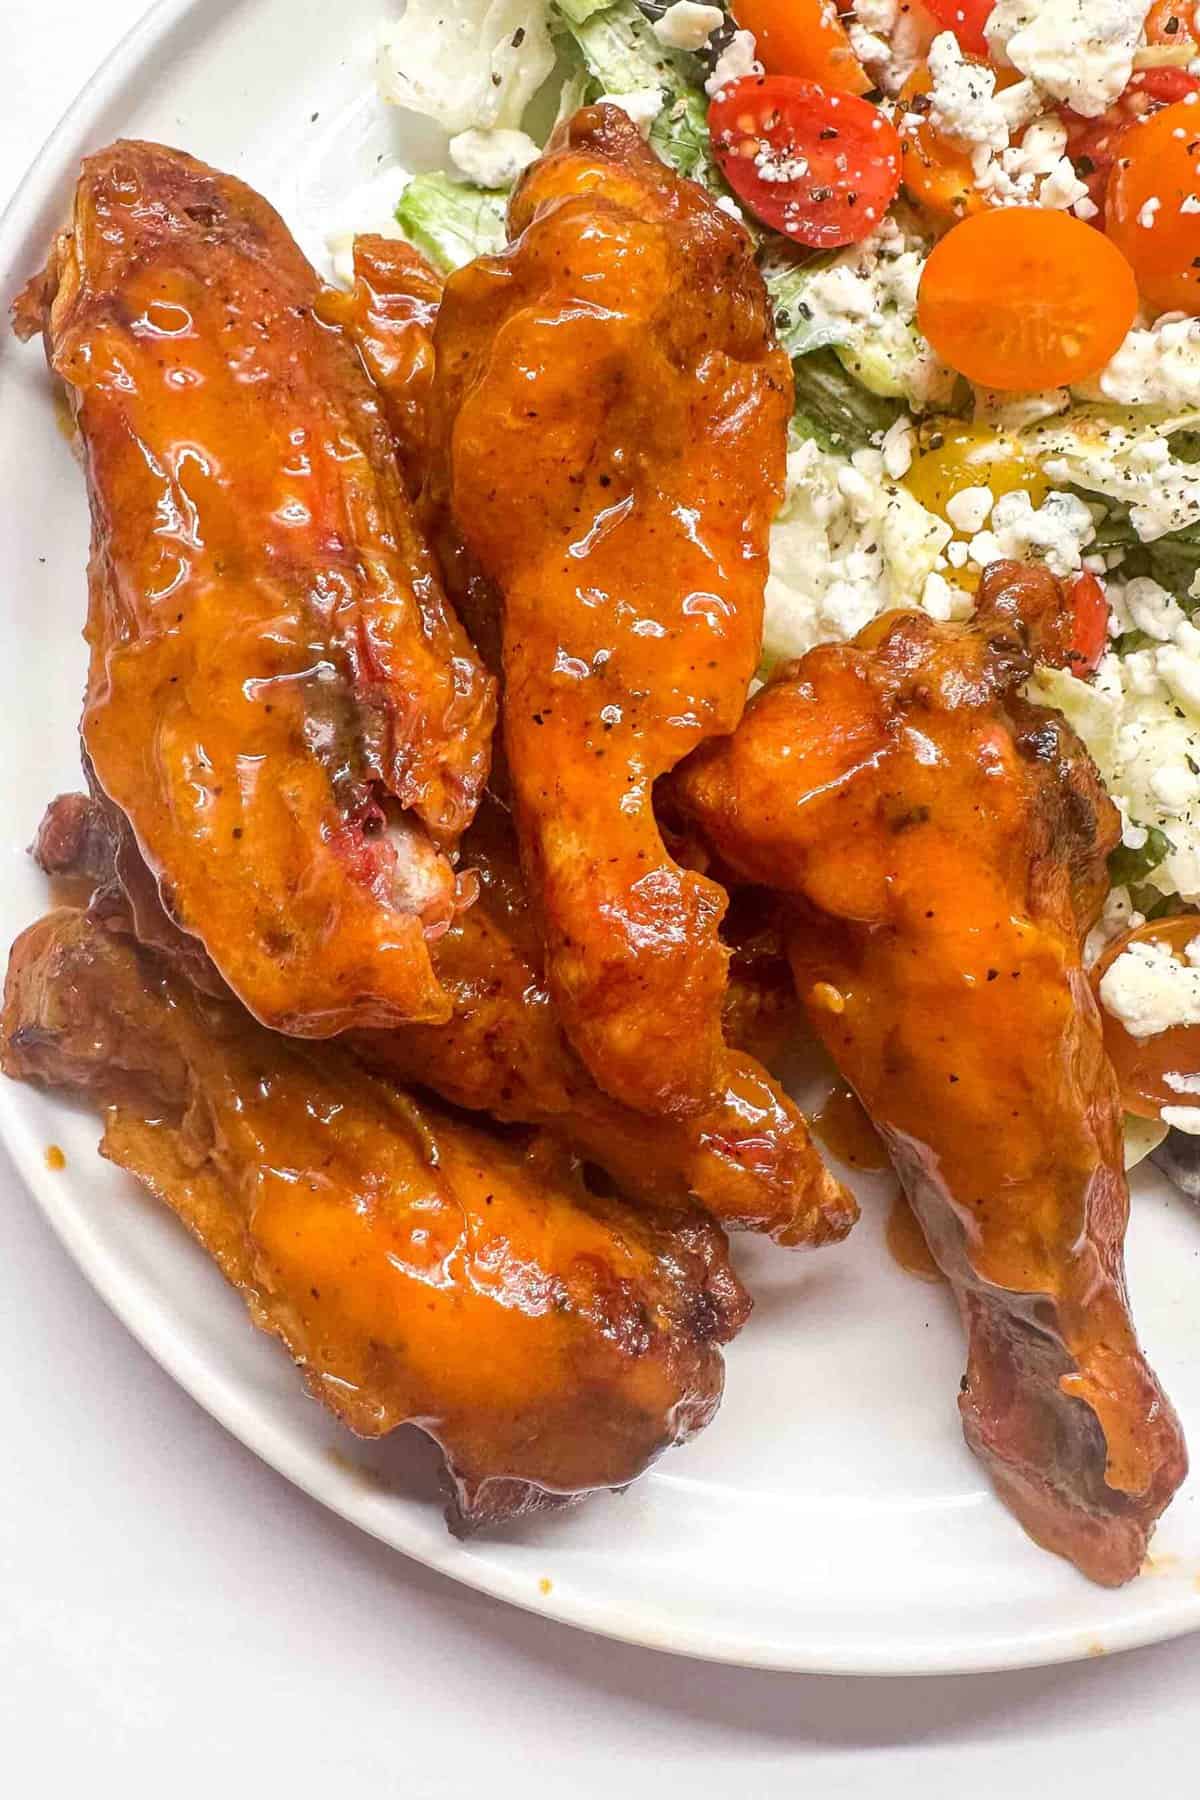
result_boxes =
[1146,1,1199,44]
[925,0,994,57]
[917,207,1139,389]
[1065,572,1111,674]
[1107,97,1200,315]
[899,63,986,220]
[1063,70,1200,221]
[1093,917,1200,1119]
[732,0,871,95]
[900,61,1034,222]
[709,77,902,247]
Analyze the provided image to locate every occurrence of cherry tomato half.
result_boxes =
[899,62,985,220]
[1146,0,1200,46]
[1063,69,1200,221]
[924,0,994,58]
[917,207,1138,389]
[709,76,902,248]
[732,0,870,95]
[1064,572,1111,674]
[1093,916,1200,1118]
[905,422,1051,516]
[1137,66,1200,103]
[1106,97,1200,315]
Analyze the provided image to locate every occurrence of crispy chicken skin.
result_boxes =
[315,235,442,497]
[314,234,505,675]
[31,790,853,1245]
[2,908,748,1530]
[672,563,1187,1584]
[430,106,793,1117]
[15,141,496,1037]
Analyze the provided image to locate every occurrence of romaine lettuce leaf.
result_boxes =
[394,173,509,272]
[550,0,725,188]
[378,0,557,136]
[789,349,904,453]
[554,0,615,20]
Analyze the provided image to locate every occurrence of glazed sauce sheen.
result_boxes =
[886,1192,946,1284]
[812,1081,889,1171]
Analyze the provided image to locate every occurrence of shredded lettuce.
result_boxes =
[554,0,616,20]
[550,0,725,188]
[651,86,725,187]
[394,173,510,272]
[789,350,904,454]
[763,258,849,363]
[1020,405,1200,545]
[1108,827,1175,890]
[761,213,963,416]
[1063,476,1200,606]
[377,0,557,136]
[552,0,683,96]
[1124,1112,1169,1170]
[1119,533,1200,606]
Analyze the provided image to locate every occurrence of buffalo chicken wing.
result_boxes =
[673,563,1188,1583]
[2,909,748,1528]
[15,142,496,1037]
[431,106,793,1117]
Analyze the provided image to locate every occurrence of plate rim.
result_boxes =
[2,0,1199,1679]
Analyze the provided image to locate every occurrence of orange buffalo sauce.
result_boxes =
[886,1193,946,1284]
[812,1082,889,1171]
[813,1085,946,1283]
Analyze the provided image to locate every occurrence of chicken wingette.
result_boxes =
[672,562,1188,1584]
[2,909,748,1529]
[32,789,854,1246]
[14,142,496,1037]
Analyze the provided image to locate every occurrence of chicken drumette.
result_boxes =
[672,562,1188,1583]
[429,105,794,1118]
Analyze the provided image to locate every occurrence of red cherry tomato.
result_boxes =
[1066,572,1110,673]
[924,0,994,57]
[708,76,902,248]
[1136,66,1200,104]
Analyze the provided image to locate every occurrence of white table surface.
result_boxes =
[3,4,1200,1791]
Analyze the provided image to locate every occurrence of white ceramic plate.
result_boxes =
[2,0,1199,1677]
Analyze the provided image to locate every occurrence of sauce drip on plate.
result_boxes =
[812,1082,888,1171]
